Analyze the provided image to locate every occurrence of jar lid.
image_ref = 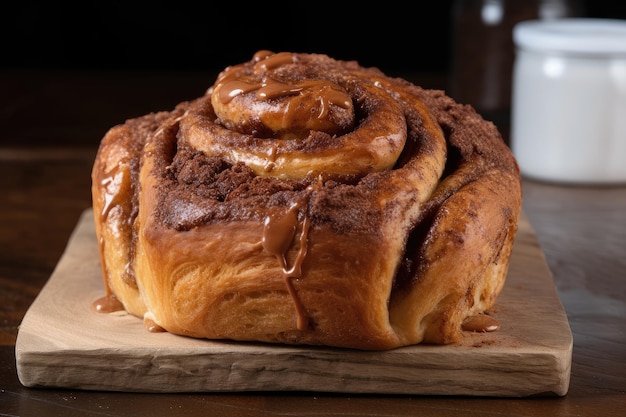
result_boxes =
[513,18,626,55]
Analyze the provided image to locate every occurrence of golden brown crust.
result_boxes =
[91,51,522,350]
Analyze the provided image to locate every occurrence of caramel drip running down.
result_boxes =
[100,170,126,221]
[462,314,500,333]
[262,181,321,331]
[93,168,128,314]
[144,317,166,333]
[92,293,124,313]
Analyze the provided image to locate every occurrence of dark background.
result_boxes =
[1,1,625,149]
[2,1,625,76]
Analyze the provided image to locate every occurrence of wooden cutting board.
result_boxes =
[15,209,572,396]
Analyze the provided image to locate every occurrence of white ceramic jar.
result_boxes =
[511,18,626,184]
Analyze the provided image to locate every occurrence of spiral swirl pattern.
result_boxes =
[92,51,522,350]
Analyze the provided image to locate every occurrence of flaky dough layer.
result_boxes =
[92,51,522,350]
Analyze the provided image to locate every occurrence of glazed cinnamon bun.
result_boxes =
[91,51,522,350]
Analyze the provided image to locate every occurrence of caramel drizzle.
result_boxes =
[253,50,295,71]
[262,202,311,330]
[100,171,124,221]
[144,317,166,333]
[263,144,278,172]
[215,52,351,122]
[462,314,500,333]
[92,291,123,314]
[261,180,321,330]
[219,77,350,110]
[93,169,126,314]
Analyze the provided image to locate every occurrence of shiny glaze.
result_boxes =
[92,293,124,313]
[462,314,500,333]
[261,179,322,330]
[94,167,130,314]
[212,51,352,138]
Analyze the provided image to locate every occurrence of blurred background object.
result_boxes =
[449,0,586,143]
[0,1,624,149]
[510,18,626,184]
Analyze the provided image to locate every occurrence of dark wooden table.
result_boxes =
[1,70,624,416]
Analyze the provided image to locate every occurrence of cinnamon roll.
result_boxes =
[91,51,522,350]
